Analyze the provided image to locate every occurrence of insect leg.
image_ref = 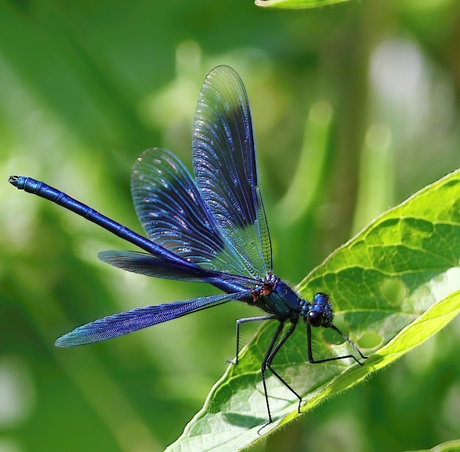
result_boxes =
[258,321,285,430]
[330,324,367,361]
[265,322,303,414]
[307,324,367,366]
[227,315,275,365]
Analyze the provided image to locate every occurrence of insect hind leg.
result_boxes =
[227,315,275,365]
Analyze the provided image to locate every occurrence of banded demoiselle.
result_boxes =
[9,65,366,426]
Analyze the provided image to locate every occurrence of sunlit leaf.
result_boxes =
[166,169,460,451]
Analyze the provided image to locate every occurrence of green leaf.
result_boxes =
[166,169,460,451]
[255,0,350,10]
[405,439,460,452]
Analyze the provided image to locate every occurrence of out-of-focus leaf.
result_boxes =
[405,439,460,452]
[255,0,349,9]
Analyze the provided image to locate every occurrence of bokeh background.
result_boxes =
[0,1,459,451]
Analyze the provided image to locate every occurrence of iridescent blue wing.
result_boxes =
[193,65,272,279]
[131,148,256,277]
[98,250,256,288]
[55,290,251,347]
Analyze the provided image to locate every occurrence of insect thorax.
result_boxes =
[250,275,302,321]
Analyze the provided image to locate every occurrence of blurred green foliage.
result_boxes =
[0,1,459,451]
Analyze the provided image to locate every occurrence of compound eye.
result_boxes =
[307,311,323,328]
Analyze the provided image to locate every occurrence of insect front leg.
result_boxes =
[307,324,367,366]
